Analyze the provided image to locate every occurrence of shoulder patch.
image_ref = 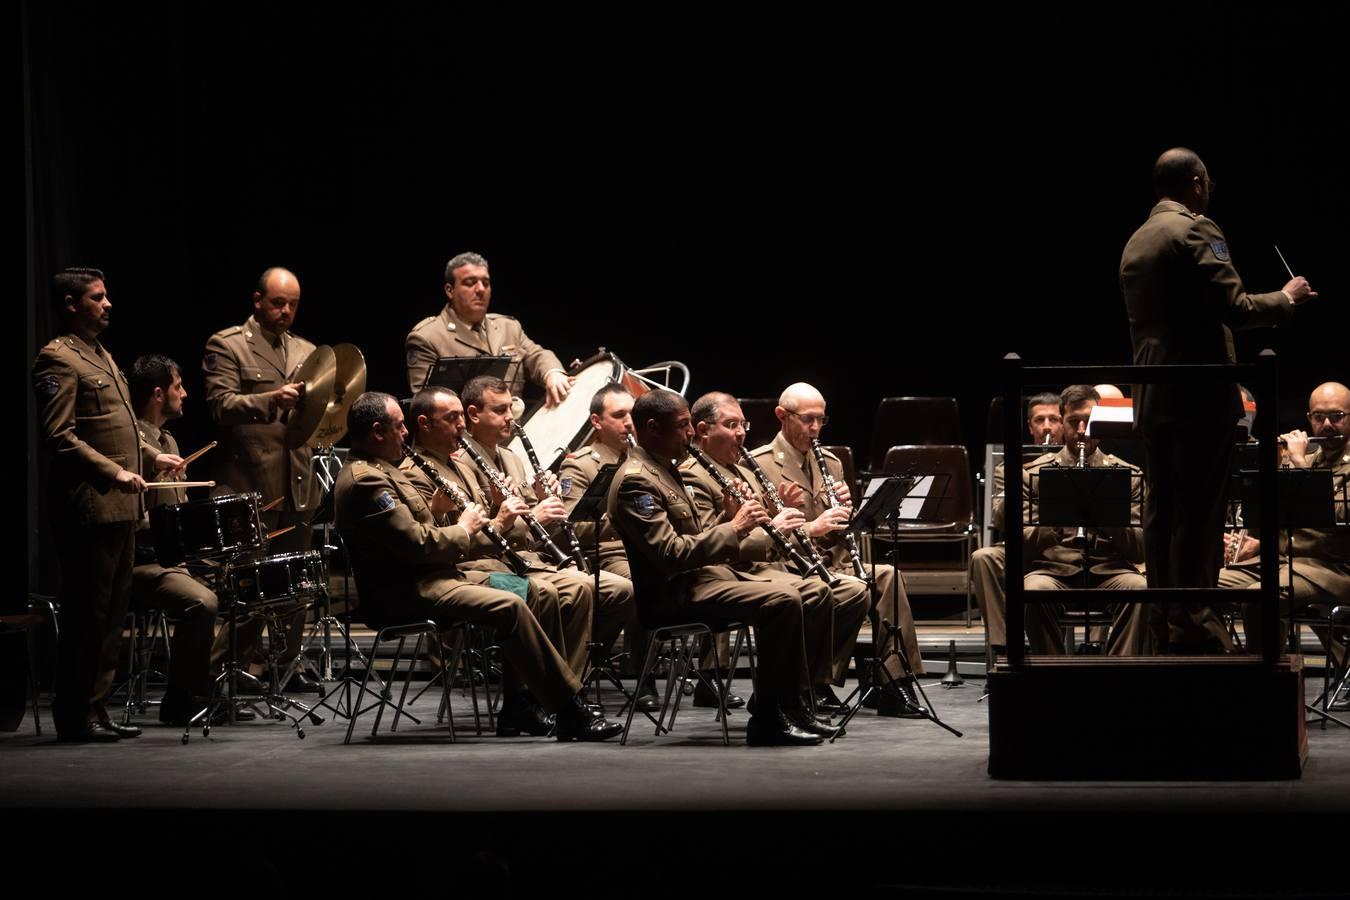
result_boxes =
[36,374,61,399]
[560,476,574,496]
[203,352,218,372]
[634,493,654,516]
[1209,240,1230,262]
[406,348,421,369]
[375,491,397,512]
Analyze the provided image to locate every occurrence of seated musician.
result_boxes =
[458,376,635,675]
[1005,385,1151,655]
[333,391,622,741]
[405,251,574,404]
[679,392,868,717]
[608,389,833,746]
[128,354,224,725]
[1220,381,1349,672]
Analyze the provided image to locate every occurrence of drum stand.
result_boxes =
[302,444,345,681]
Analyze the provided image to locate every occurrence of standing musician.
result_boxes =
[608,390,832,745]
[1220,381,1350,669]
[334,392,622,741]
[680,392,869,716]
[128,354,223,725]
[749,383,928,716]
[33,268,147,742]
[203,267,319,691]
[971,391,1063,655]
[458,376,635,677]
[405,251,575,404]
[1120,147,1317,652]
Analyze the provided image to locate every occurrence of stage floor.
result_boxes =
[3,673,1345,897]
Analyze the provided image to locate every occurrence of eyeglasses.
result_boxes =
[1308,411,1348,425]
[717,419,750,433]
[787,411,829,427]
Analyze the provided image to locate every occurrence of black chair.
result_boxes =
[868,397,962,471]
[736,398,781,446]
[342,620,471,744]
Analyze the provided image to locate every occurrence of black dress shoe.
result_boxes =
[58,722,123,743]
[786,708,843,739]
[275,672,323,694]
[745,712,823,746]
[496,694,555,737]
[634,676,662,713]
[555,694,623,741]
[99,719,142,738]
[812,685,850,717]
[693,677,745,709]
[876,682,926,719]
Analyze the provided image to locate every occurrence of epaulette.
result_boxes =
[219,325,244,337]
[485,313,516,322]
[748,445,773,458]
[1024,452,1056,469]
[817,446,840,462]
[411,316,437,332]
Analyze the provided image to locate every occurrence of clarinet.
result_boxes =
[737,445,837,581]
[511,423,590,573]
[1070,434,1090,550]
[809,438,869,582]
[624,432,637,449]
[457,437,575,569]
[402,446,530,576]
[687,444,838,586]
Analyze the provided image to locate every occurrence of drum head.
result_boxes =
[508,354,623,480]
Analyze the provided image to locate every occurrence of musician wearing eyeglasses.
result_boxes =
[1219,382,1350,672]
[405,251,574,405]
[457,376,635,682]
[679,392,869,718]
[748,383,929,716]
[128,354,222,726]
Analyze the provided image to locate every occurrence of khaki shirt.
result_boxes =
[1019,447,1145,579]
[677,451,777,563]
[456,434,567,567]
[558,441,626,552]
[32,333,142,525]
[747,432,849,569]
[137,418,188,509]
[203,315,317,511]
[405,304,564,396]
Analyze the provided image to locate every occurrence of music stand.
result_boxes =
[833,475,963,740]
[1237,467,1348,730]
[426,356,513,395]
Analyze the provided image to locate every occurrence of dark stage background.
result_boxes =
[23,4,1347,586]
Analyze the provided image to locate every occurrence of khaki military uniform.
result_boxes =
[971,461,1010,647]
[1013,448,1151,654]
[608,445,813,707]
[133,419,218,700]
[678,452,868,688]
[405,304,565,397]
[1219,445,1350,664]
[1121,200,1293,649]
[399,445,587,678]
[749,433,926,677]
[203,315,317,671]
[559,442,631,578]
[33,333,143,734]
[334,451,580,710]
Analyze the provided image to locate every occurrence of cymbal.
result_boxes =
[310,343,367,447]
[284,345,336,449]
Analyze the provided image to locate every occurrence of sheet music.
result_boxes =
[898,475,934,520]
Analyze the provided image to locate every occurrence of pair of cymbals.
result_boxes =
[284,343,368,448]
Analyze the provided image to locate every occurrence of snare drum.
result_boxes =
[149,493,263,567]
[507,351,649,480]
[225,551,327,609]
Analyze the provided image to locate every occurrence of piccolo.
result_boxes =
[402,446,530,576]
[687,444,838,586]
[457,437,574,569]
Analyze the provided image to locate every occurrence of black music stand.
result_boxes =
[426,356,512,395]
[1034,464,1136,654]
[833,475,962,740]
[1237,467,1348,730]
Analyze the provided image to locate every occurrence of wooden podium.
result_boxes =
[987,654,1308,780]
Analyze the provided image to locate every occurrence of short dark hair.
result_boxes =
[632,390,687,429]
[589,383,633,418]
[444,251,489,286]
[1025,392,1061,416]
[689,391,736,428]
[1153,147,1205,200]
[51,267,105,316]
[348,391,397,441]
[462,375,509,411]
[410,387,457,423]
[1059,384,1100,413]
[130,354,180,411]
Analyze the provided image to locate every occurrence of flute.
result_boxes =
[457,437,574,569]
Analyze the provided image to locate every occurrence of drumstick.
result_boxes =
[146,481,215,489]
[260,496,285,512]
[178,440,218,468]
[266,525,296,541]
[1274,244,1296,280]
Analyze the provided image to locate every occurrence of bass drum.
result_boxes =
[506,350,649,481]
